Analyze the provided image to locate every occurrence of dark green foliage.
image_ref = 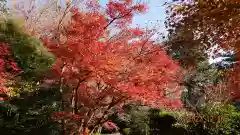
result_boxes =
[0,18,55,80]
[0,87,61,135]
[110,104,190,135]
[119,104,150,135]
[147,109,189,135]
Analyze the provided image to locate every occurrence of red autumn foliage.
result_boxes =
[106,0,147,27]
[40,1,182,134]
[42,9,182,109]
[0,43,20,100]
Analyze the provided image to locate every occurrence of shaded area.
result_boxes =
[0,87,61,135]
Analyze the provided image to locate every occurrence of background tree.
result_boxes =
[0,0,7,13]
[181,61,226,110]
[164,0,240,108]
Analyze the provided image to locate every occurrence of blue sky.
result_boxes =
[100,0,167,31]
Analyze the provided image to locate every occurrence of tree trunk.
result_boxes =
[60,65,66,135]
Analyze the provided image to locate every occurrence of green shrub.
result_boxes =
[187,103,240,135]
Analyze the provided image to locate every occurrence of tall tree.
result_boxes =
[38,0,183,134]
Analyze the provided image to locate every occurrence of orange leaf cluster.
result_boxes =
[42,7,182,109]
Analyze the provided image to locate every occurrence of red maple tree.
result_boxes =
[40,0,183,134]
